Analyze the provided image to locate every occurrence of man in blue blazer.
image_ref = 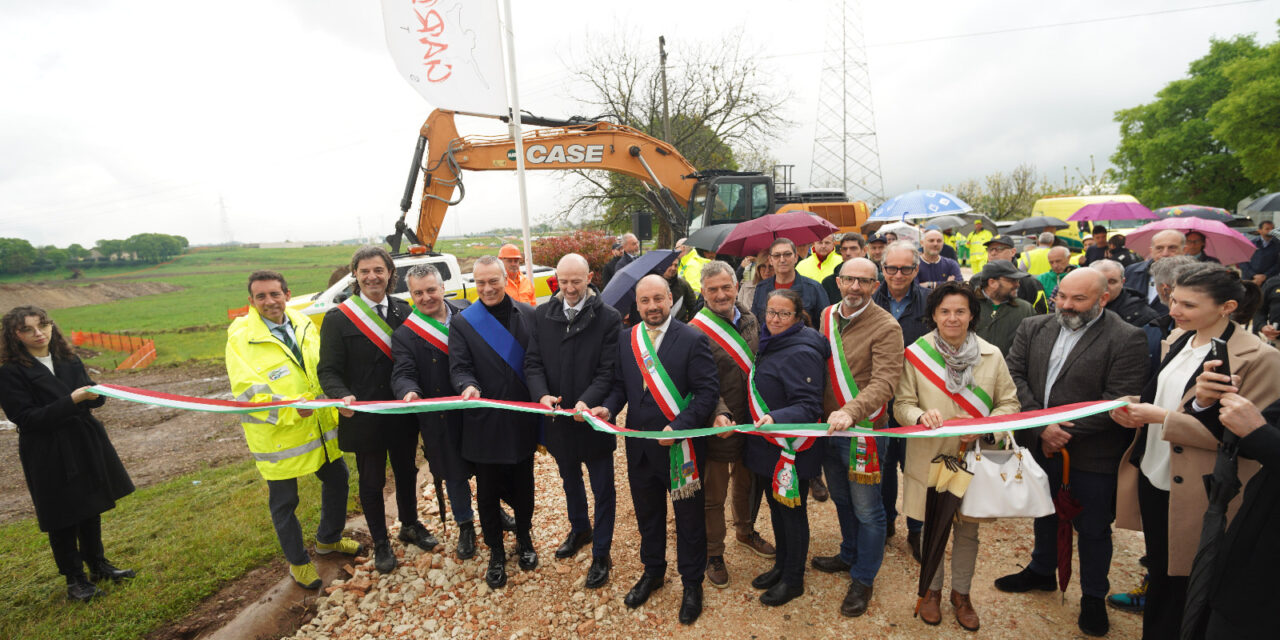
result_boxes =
[592,274,720,625]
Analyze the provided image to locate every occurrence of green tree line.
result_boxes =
[0,233,189,274]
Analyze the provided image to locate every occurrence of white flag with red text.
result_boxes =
[380,0,508,116]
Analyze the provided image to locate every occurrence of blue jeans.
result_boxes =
[1027,463,1115,599]
[445,478,474,524]
[880,436,923,533]
[822,436,887,586]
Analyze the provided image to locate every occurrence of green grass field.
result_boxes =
[0,455,360,640]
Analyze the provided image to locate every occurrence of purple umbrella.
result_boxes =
[1126,218,1256,264]
[1067,200,1158,222]
[716,210,839,257]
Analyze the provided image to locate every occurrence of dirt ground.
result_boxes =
[0,281,185,312]
[0,362,244,524]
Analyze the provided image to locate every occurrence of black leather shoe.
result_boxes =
[678,584,703,625]
[456,521,476,560]
[67,575,104,602]
[89,559,136,583]
[516,540,538,571]
[810,554,852,574]
[584,556,611,589]
[485,553,507,589]
[624,572,663,608]
[373,539,397,574]
[398,522,440,552]
[840,580,873,617]
[1079,595,1110,637]
[759,581,804,607]
[907,530,923,563]
[555,528,592,559]
[994,567,1056,593]
[751,565,783,590]
[500,509,517,532]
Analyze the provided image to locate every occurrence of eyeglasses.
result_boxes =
[764,309,795,319]
[882,265,917,275]
[837,276,879,287]
[770,251,795,259]
[17,322,53,336]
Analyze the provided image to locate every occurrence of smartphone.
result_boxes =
[1210,337,1231,376]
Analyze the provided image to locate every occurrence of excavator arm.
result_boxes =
[410,109,699,250]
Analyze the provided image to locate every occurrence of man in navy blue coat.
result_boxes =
[592,274,720,625]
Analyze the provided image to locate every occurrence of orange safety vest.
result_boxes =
[505,270,536,305]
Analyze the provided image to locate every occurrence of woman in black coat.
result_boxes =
[0,306,135,602]
[743,289,829,607]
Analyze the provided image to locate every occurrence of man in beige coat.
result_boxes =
[808,258,903,618]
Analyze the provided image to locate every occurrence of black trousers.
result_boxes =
[762,474,810,588]
[555,452,616,559]
[356,446,420,543]
[475,456,535,556]
[1138,472,1187,640]
[628,454,706,586]
[48,515,103,581]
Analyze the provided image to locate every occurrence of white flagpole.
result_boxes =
[501,0,535,288]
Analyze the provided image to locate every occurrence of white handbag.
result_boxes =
[958,433,1055,519]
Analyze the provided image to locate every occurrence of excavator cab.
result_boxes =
[684,172,775,234]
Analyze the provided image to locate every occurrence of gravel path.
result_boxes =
[286,445,1144,639]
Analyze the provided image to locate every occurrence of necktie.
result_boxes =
[375,303,385,321]
[565,307,577,323]
[275,326,304,364]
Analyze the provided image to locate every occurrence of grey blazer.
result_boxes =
[1005,309,1149,474]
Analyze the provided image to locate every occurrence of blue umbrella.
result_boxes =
[868,190,973,222]
[600,249,678,309]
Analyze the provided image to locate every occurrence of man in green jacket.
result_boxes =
[974,261,1036,356]
[226,270,363,590]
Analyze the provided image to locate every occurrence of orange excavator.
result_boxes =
[386,109,869,252]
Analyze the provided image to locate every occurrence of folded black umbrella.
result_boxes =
[1181,433,1241,640]
[916,453,973,616]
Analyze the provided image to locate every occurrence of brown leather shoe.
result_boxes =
[706,555,728,588]
[811,476,830,502]
[950,590,980,632]
[735,531,776,558]
[918,589,942,625]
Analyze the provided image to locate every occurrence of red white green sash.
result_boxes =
[749,367,813,507]
[822,304,885,484]
[405,308,449,354]
[339,297,393,359]
[904,336,994,419]
[631,324,700,500]
[688,307,753,375]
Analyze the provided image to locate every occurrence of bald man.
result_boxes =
[597,274,720,625]
[1124,229,1185,312]
[1089,259,1159,329]
[996,268,1148,636]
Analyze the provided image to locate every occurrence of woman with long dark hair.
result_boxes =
[0,306,136,602]
[1112,264,1280,638]
[743,288,828,606]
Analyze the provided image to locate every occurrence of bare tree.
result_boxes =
[557,33,792,245]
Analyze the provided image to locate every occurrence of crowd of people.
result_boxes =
[2,217,1279,639]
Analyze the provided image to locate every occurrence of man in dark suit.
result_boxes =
[390,263,476,560]
[592,274,720,625]
[526,253,622,589]
[319,246,437,575]
[449,255,539,589]
[994,268,1149,637]
[1124,229,1185,313]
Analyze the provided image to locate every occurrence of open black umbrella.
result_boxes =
[915,453,974,616]
[1004,216,1070,235]
[600,249,677,309]
[686,223,738,253]
[1180,432,1241,639]
[1153,205,1234,223]
[1242,192,1280,214]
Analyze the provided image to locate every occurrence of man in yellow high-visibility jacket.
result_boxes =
[676,238,712,295]
[226,270,362,591]
[966,221,993,273]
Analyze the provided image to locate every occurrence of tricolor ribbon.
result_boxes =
[823,305,887,484]
[630,325,699,500]
[748,366,812,507]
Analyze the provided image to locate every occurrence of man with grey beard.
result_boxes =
[994,269,1148,637]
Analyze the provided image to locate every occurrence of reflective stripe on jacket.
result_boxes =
[225,306,341,480]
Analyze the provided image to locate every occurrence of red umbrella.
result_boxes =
[1066,200,1158,222]
[1050,450,1083,599]
[716,210,839,257]
[1125,217,1256,264]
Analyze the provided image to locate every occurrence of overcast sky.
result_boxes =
[2,0,1276,247]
